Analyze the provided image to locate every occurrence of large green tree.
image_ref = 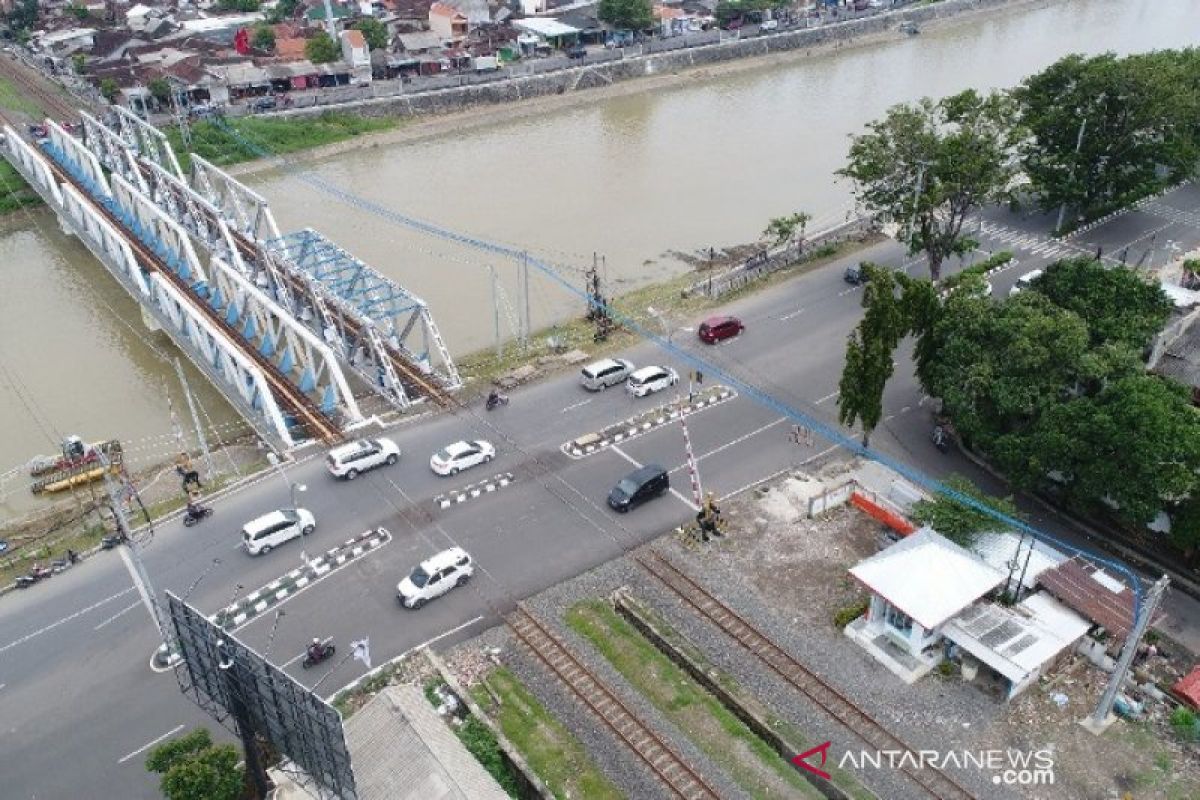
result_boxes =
[598,0,653,31]
[355,18,389,51]
[146,728,243,800]
[252,24,276,52]
[1017,51,1200,228]
[839,90,1018,282]
[910,474,1022,547]
[305,32,340,64]
[1031,256,1171,350]
[838,264,907,447]
[1010,376,1200,526]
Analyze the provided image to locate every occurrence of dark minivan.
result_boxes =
[608,465,670,512]
[698,315,744,344]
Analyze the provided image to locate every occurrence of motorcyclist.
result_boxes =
[486,389,505,409]
[308,638,324,661]
[186,498,203,519]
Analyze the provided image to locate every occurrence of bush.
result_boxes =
[941,250,1013,290]
[1170,707,1200,742]
[833,599,869,629]
[456,717,521,797]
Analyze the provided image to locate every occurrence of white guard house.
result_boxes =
[846,527,1007,682]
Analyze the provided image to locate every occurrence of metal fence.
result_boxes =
[690,216,879,299]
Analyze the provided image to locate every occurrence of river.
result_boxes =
[0,0,1195,515]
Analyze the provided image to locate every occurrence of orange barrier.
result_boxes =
[850,491,916,536]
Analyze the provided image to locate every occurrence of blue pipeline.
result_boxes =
[214,117,1146,607]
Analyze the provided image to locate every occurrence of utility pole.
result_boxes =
[216,639,272,799]
[1055,116,1088,234]
[174,356,215,479]
[520,251,531,350]
[489,264,501,358]
[1089,575,1169,730]
[585,254,611,342]
[321,0,337,39]
[100,451,175,664]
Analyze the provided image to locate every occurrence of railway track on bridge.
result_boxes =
[507,605,722,800]
[0,53,87,121]
[4,118,343,444]
[634,549,979,800]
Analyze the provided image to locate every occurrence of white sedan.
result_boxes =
[430,440,495,476]
[626,366,679,398]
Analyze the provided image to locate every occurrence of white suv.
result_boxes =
[627,366,679,397]
[397,547,474,609]
[326,437,401,480]
[242,508,316,555]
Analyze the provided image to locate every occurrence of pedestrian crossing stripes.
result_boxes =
[975,221,1076,262]
[1138,200,1200,230]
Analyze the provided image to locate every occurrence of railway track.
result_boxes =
[507,605,721,800]
[0,53,85,121]
[634,550,979,800]
[5,120,342,444]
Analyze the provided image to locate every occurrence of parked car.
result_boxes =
[242,508,315,555]
[580,357,634,391]
[326,437,400,480]
[627,366,679,398]
[1008,268,1044,297]
[843,263,864,285]
[760,19,779,30]
[397,547,474,609]
[430,440,495,476]
[250,96,277,112]
[608,465,670,512]
[567,45,587,59]
[698,315,745,344]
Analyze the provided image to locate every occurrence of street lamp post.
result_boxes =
[647,305,672,345]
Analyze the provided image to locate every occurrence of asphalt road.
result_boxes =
[3,186,1200,799]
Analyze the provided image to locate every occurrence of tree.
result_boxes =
[71,53,86,74]
[1032,256,1171,350]
[762,211,811,252]
[355,18,388,51]
[5,0,39,33]
[67,3,89,20]
[218,0,261,11]
[148,78,171,106]
[838,264,906,447]
[99,78,120,102]
[1013,376,1200,527]
[1017,52,1200,228]
[252,24,276,52]
[146,727,244,800]
[910,474,1022,547]
[305,32,340,64]
[839,90,1018,281]
[917,290,1091,451]
[267,0,301,23]
[598,0,653,31]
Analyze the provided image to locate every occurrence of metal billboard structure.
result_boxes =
[166,591,357,800]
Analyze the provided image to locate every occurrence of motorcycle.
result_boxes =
[182,505,214,528]
[485,393,509,411]
[932,426,949,454]
[302,641,336,669]
[16,565,53,588]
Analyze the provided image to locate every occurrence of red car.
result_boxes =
[698,315,745,344]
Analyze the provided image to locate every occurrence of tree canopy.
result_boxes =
[910,474,1022,547]
[839,90,1018,281]
[838,264,906,446]
[305,32,340,64]
[762,211,811,250]
[252,24,276,52]
[1028,256,1171,350]
[146,728,243,800]
[354,18,389,51]
[1016,51,1200,228]
[597,0,653,31]
[266,0,301,23]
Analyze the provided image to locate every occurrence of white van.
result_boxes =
[1009,269,1044,297]
[580,358,634,391]
[242,509,316,555]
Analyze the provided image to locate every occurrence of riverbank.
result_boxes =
[229,0,1050,175]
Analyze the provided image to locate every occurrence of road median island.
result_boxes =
[561,385,737,459]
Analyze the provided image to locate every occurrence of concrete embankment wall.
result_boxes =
[280,0,1033,122]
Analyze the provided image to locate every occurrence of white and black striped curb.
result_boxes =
[937,256,1019,300]
[1065,179,1193,240]
[560,386,737,459]
[433,473,515,510]
[213,527,392,630]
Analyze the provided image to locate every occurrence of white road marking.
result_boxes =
[802,445,839,464]
[838,287,859,296]
[610,445,699,511]
[325,614,486,701]
[93,601,141,631]
[815,391,839,405]
[117,724,184,765]
[779,307,806,321]
[0,587,135,656]
[0,683,6,691]
[689,417,788,464]
[560,398,593,413]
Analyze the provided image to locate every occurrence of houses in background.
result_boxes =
[21,0,728,116]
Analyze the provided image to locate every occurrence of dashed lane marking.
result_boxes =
[93,601,141,631]
[779,307,806,321]
[117,724,184,765]
[610,445,700,512]
[815,391,839,405]
[560,398,593,413]
[0,587,135,656]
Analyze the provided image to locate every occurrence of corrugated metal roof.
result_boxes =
[1035,556,1156,639]
[345,685,509,800]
